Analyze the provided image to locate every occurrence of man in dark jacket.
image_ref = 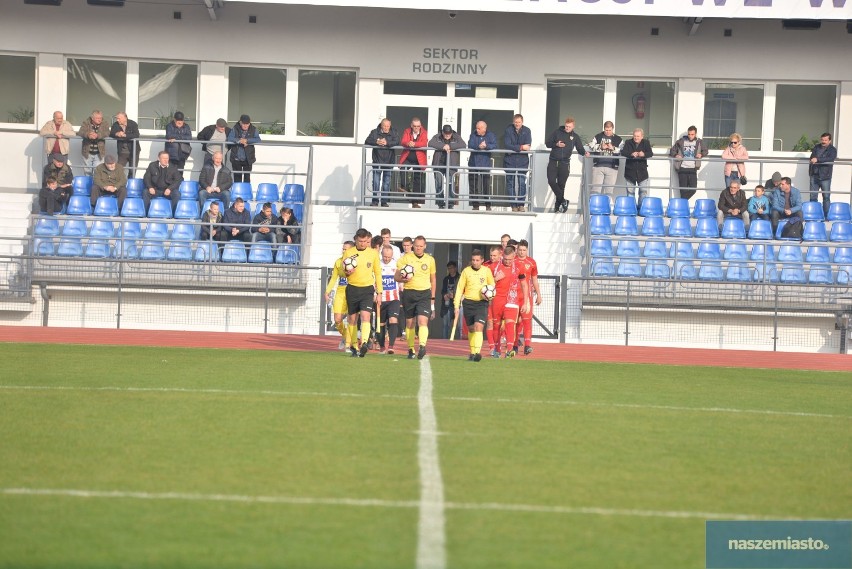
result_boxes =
[197,151,233,209]
[197,118,232,166]
[165,111,193,172]
[585,121,623,197]
[669,126,707,200]
[200,201,225,244]
[78,110,110,175]
[809,132,837,218]
[40,153,72,215]
[223,197,252,242]
[142,150,182,214]
[110,112,142,173]
[365,119,399,207]
[621,128,654,209]
[545,117,588,213]
[227,114,261,183]
[251,202,277,244]
[468,121,498,211]
[428,124,465,209]
[717,180,750,231]
[504,114,533,212]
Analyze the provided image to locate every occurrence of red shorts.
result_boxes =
[492,298,519,324]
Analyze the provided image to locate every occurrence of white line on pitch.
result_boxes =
[416,359,447,569]
[0,384,845,419]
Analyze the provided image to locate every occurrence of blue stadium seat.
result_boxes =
[248,242,274,263]
[590,258,615,277]
[720,217,745,239]
[34,217,60,237]
[616,240,640,257]
[613,196,638,216]
[589,215,613,235]
[723,243,748,261]
[66,195,92,216]
[144,222,170,240]
[692,199,716,218]
[808,268,833,285]
[614,216,639,236]
[171,223,197,241]
[221,242,247,263]
[836,266,852,285]
[121,197,146,217]
[667,217,692,237]
[802,221,827,242]
[616,259,642,277]
[126,178,144,198]
[194,242,217,262]
[202,199,224,216]
[231,182,253,202]
[61,219,88,237]
[665,198,690,218]
[725,262,752,282]
[94,196,119,217]
[805,246,830,264]
[588,194,611,215]
[696,242,721,260]
[255,183,280,203]
[56,238,83,257]
[33,238,55,256]
[139,241,166,261]
[777,245,803,263]
[590,239,613,257]
[147,198,173,219]
[694,218,720,238]
[72,176,92,196]
[669,242,694,260]
[166,244,194,261]
[829,222,852,243]
[84,239,111,259]
[827,202,851,222]
[283,201,304,223]
[276,244,301,265]
[89,220,115,238]
[753,263,779,283]
[750,244,775,261]
[252,202,268,217]
[801,201,824,221]
[112,239,139,259]
[779,265,806,284]
[640,216,665,237]
[642,240,668,258]
[178,180,199,201]
[638,196,663,217]
[117,221,142,239]
[643,259,670,279]
[747,219,772,240]
[674,260,697,280]
[174,200,200,220]
[834,247,852,263]
[698,261,724,281]
[282,183,305,203]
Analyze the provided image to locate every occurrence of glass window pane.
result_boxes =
[384,81,446,97]
[615,80,674,147]
[704,83,764,151]
[774,84,836,152]
[138,62,198,130]
[454,83,518,99]
[545,79,604,143]
[228,67,287,135]
[297,70,356,137]
[0,54,36,124]
[67,58,126,125]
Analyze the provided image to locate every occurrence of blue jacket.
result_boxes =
[809,143,837,181]
[165,121,193,161]
[769,187,803,214]
[503,124,532,168]
[747,195,770,215]
[468,130,498,168]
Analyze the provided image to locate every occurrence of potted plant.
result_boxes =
[305,119,336,137]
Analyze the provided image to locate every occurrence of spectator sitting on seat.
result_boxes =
[251,202,277,243]
[197,118,231,166]
[769,176,803,233]
[747,185,770,221]
[39,176,66,216]
[200,201,225,244]
[717,180,750,231]
[276,206,301,244]
[142,150,182,213]
[39,111,75,161]
[763,171,782,200]
[91,155,128,210]
[42,153,73,195]
[223,197,251,242]
[197,151,233,209]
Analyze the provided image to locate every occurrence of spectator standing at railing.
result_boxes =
[721,133,748,189]
[399,118,428,209]
[142,150,181,213]
[78,110,110,175]
[228,115,261,183]
[91,155,127,210]
[365,119,400,207]
[428,124,465,210]
[197,151,233,209]
[717,180,750,231]
[223,197,252,243]
[165,111,192,174]
[809,132,837,218]
[545,116,588,213]
[468,120,498,211]
[769,177,803,233]
[110,112,141,173]
[586,121,623,197]
[197,119,231,166]
[504,114,532,212]
[669,126,707,200]
[39,111,75,161]
[621,128,654,209]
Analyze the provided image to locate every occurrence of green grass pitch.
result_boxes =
[0,343,849,568]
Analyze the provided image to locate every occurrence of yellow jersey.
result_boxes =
[454,265,495,309]
[325,257,348,295]
[397,252,436,292]
[341,246,382,290]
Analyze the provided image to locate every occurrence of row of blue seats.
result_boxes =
[72,177,306,204]
[54,196,304,222]
[589,194,852,222]
[591,239,852,264]
[32,237,301,264]
[37,218,204,240]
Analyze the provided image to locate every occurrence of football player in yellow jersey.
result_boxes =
[342,228,383,357]
[395,235,436,360]
[454,249,495,362]
[324,240,354,350]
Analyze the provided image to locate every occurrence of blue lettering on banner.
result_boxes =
[382,274,396,291]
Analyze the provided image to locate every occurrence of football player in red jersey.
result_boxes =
[489,244,529,358]
[483,244,502,353]
[514,240,541,355]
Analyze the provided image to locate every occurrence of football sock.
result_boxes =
[522,318,533,346]
[348,324,358,348]
[387,322,398,348]
[336,321,347,339]
[505,321,516,351]
[486,327,495,350]
[407,327,416,350]
[418,325,428,347]
[471,330,483,353]
[360,322,371,346]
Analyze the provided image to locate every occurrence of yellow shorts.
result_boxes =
[332,286,348,315]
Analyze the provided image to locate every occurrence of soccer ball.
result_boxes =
[481,284,496,301]
[400,264,415,280]
[343,255,358,275]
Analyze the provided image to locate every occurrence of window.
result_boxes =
[138,62,198,130]
[0,54,36,125]
[67,58,126,125]
[454,83,518,99]
[297,70,356,137]
[615,80,674,147]
[774,84,836,151]
[545,79,604,143]
[704,83,764,151]
[228,66,287,135]
[384,81,446,97]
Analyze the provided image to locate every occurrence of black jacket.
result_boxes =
[365,123,400,164]
[109,119,141,157]
[142,161,182,192]
[428,131,466,167]
[42,163,73,189]
[545,126,586,162]
[198,163,233,193]
[197,124,233,154]
[621,138,654,183]
[223,205,251,237]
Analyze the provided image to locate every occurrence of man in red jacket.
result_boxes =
[399,117,428,208]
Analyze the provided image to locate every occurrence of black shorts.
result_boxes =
[402,289,432,320]
[462,298,489,327]
[380,299,401,322]
[346,284,375,316]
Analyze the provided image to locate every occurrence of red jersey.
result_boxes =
[516,256,538,299]
[493,259,526,307]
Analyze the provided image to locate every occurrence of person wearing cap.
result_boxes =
[39,111,75,160]
[763,171,783,200]
[165,111,193,173]
[40,153,73,215]
[78,109,110,175]
[227,114,261,183]
[428,124,465,209]
[503,114,533,212]
[365,118,400,207]
[110,112,142,173]
[92,155,128,209]
[197,118,232,166]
